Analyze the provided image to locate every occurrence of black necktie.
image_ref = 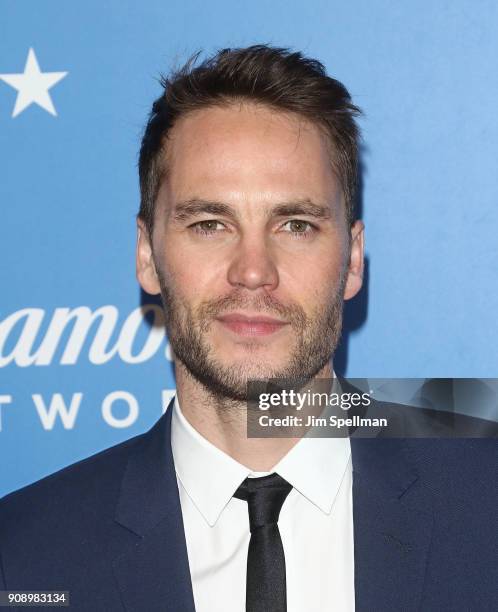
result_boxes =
[234,473,293,612]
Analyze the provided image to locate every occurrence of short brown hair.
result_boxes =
[138,44,362,236]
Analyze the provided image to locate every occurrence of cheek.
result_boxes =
[160,246,223,306]
[280,242,347,294]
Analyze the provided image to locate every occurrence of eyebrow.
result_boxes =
[172,198,332,222]
[272,200,332,220]
[173,199,234,221]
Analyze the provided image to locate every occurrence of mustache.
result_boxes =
[197,291,308,326]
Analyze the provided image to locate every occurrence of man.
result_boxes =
[0,45,496,611]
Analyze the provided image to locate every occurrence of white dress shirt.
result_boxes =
[171,395,355,612]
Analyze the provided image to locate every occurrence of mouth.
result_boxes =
[215,312,290,337]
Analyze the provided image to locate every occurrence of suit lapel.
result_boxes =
[351,437,433,611]
[112,400,196,612]
[110,395,433,611]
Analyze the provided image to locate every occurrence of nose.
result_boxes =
[227,234,279,291]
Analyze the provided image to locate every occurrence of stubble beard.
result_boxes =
[157,270,347,402]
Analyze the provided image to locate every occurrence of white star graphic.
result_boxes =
[0,48,68,118]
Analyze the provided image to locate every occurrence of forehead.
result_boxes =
[160,102,341,206]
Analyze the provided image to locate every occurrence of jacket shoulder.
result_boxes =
[0,429,148,533]
[405,437,498,506]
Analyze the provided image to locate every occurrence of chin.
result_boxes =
[215,331,292,355]
[217,341,288,361]
[217,356,290,380]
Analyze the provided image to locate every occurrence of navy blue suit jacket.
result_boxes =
[1,399,497,611]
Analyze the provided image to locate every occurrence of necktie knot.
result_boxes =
[234,472,292,532]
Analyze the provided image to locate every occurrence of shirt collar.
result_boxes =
[171,396,251,527]
[171,386,351,527]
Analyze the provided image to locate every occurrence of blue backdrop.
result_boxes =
[1,0,497,497]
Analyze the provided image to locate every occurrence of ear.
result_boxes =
[136,218,161,295]
[343,220,365,301]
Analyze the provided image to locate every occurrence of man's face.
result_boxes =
[137,102,364,400]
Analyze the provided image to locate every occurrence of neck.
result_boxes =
[174,360,334,472]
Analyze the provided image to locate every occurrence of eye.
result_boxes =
[190,220,227,235]
[281,219,316,237]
